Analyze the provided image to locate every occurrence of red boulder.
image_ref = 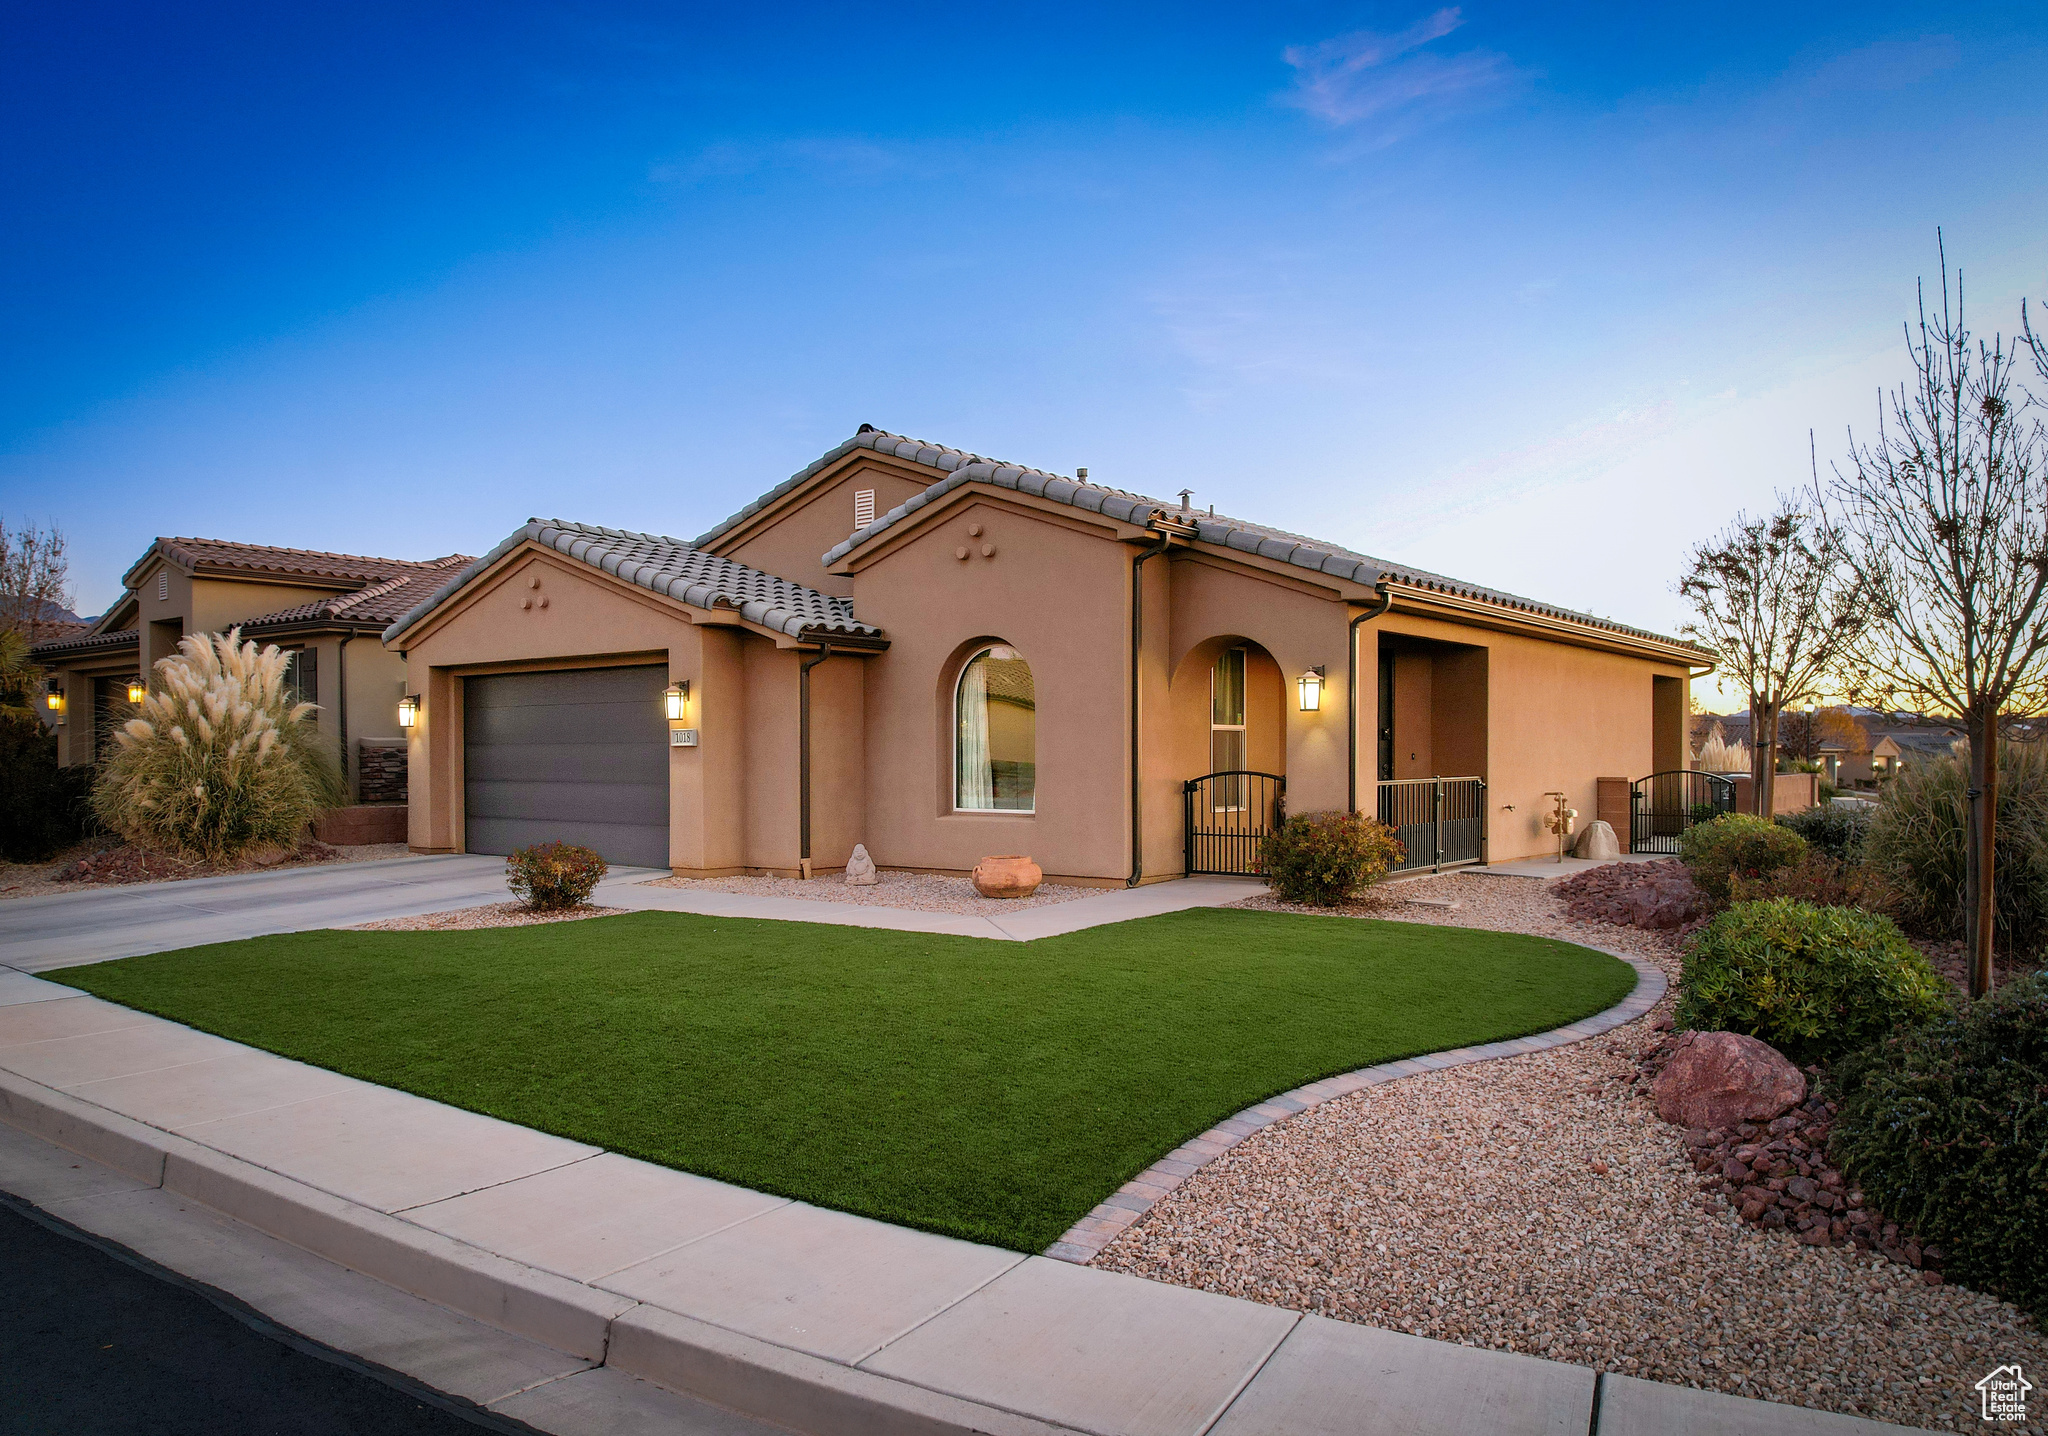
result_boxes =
[1651,1031,1806,1130]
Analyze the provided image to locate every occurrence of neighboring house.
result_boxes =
[1695,707,1966,790]
[33,538,471,805]
[382,427,1711,881]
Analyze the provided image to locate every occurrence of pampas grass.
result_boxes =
[92,629,343,861]
[1695,725,1751,775]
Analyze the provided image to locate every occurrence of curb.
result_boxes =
[0,1069,1069,1436]
[1044,948,1668,1263]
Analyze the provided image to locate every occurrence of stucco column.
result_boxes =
[669,625,746,875]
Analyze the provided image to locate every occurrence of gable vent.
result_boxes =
[158,571,168,601]
[854,489,875,531]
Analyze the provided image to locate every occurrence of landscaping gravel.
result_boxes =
[643,868,1096,915]
[350,901,620,932]
[1100,871,2044,1433]
[0,841,412,901]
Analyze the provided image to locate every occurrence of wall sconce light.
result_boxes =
[126,678,147,704]
[663,681,690,721]
[45,687,62,714]
[1297,666,1326,712]
[397,694,421,728]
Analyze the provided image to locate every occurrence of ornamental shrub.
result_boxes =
[1865,746,2048,956]
[1728,852,1893,915]
[1777,802,1873,862]
[1677,812,1808,902]
[506,841,608,910]
[91,630,342,862]
[0,705,93,860]
[1830,972,2048,1316]
[1258,811,1403,907]
[1676,898,1950,1063]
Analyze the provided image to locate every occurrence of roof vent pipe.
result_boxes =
[1076,468,1088,480]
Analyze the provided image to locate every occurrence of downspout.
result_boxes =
[1346,582,1395,814]
[799,642,834,878]
[1127,526,1175,887]
[336,634,353,803]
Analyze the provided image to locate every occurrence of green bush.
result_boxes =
[1865,746,2048,956]
[92,631,341,862]
[506,842,608,910]
[1676,898,1950,1063]
[1258,811,1403,907]
[1678,812,1808,901]
[1778,803,1872,862]
[0,706,93,860]
[1830,972,2048,1315]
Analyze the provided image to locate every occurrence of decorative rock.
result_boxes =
[844,843,877,886]
[1571,820,1621,859]
[971,854,1043,899]
[1651,1031,1807,1130]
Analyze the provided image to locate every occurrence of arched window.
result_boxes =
[955,646,1035,811]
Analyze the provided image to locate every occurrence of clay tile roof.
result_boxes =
[122,537,453,591]
[237,558,475,631]
[29,626,139,659]
[382,521,882,647]
[812,427,1707,654]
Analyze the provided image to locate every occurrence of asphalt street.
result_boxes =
[0,1198,529,1436]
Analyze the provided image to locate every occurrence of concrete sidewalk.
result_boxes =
[0,856,666,974]
[0,974,1928,1435]
[599,875,1269,941]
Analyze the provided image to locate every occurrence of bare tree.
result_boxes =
[0,520,73,641]
[1678,498,1863,819]
[1829,243,2048,999]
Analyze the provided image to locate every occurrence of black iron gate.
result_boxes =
[1184,771,1286,876]
[1377,777,1487,874]
[1630,771,1737,853]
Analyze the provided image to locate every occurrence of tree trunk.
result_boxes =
[1967,707,1998,999]
[1755,702,1781,818]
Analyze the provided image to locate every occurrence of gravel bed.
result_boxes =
[0,842,413,901]
[349,902,621,932]
[1099,871,2043,1433]
[642,869,1096,915]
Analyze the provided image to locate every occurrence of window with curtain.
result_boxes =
[955,646,1035,811]
[282,647,317,713]
[1211,648,1247,809]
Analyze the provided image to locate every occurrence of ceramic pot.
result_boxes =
[972,854,1042,899]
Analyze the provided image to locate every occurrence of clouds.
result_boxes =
[1280,8,1515,140]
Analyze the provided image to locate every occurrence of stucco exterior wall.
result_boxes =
[1361,610,1689,863]
[849,497,1131,881]
[712,459,932,599]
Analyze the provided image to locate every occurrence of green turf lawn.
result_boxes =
[50,907,1633,1252]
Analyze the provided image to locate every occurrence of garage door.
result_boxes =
[464,667,669,869]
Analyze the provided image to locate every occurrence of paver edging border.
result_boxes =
[1044,946,1667,1263]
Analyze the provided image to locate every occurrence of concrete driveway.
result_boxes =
[0,856,656,974]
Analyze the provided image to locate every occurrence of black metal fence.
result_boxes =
[1630,771,1738,853]
[1183,770,1286,876]
[1377,777,1486,873]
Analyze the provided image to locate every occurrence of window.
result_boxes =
[854,488,876,530]
[955,646,1034,811]
[282,647,317,711]
[1211,648,1247,808]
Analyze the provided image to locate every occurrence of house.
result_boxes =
[33,538,472,819]
[381,428,1710,882]
[1695,707,1966,791]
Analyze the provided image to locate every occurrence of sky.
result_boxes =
[5,3,2046,710]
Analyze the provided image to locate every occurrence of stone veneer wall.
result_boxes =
[357,740,408,805]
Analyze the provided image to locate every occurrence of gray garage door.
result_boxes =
[464,666,669,869]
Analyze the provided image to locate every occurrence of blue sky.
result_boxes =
[5,4,2046,706]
